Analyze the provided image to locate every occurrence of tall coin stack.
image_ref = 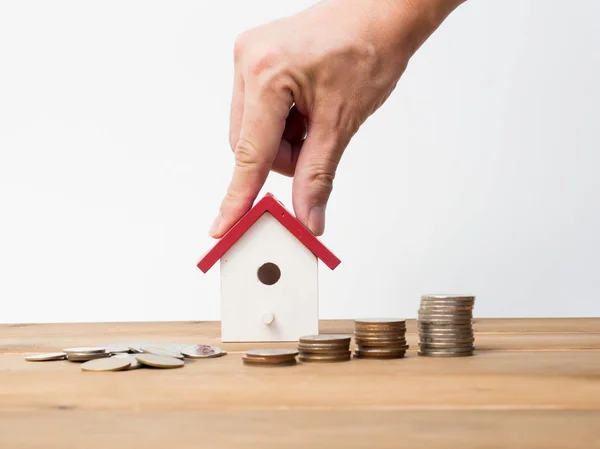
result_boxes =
[353,319,408,359]
[297,335,352,362]
[418,294,475,357]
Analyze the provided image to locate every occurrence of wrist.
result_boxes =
[377,0,466,57]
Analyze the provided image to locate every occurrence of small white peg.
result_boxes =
[262,312,275,325]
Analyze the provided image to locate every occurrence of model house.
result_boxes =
[198,193,340,342]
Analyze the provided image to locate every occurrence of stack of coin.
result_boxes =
[242,349,298,367]
[297,335,351,362]
[353,319,408,359]
[63,347,110,362]
[418,294,475,357]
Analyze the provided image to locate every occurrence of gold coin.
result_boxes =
[354,340,408,349]
[298,353,351,363]
[81,357,132,372]
[135,354,184,369]
[241,356,297,366]
[354,350,406,359]
[297,345,352,355]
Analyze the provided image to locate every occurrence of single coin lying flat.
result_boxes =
[81,357,132,372]
[140,345,184,360]
[135,353,184,369]
[112,354,142,370]
[181,344,226,359]
[97,343,130,354]
[67,352,111,362]
[63,347,106,355]
[25,352,67,362]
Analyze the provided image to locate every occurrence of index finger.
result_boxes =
[210,81,293,238]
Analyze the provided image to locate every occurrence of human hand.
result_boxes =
[210,0,464,238]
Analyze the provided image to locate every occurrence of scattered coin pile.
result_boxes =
[297,334,351,362]
[25,343,226,372]
[353,319,408,359]
[418,294,475,357]
[242,348,299,366]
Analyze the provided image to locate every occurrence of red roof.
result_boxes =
[197,193,341,273]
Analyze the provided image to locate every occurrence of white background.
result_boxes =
[1,1,599,324]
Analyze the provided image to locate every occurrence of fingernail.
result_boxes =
[308,206,326,236]
[209,211,222,237]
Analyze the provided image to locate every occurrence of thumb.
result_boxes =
[292,122,348,236]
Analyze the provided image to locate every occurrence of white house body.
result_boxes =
[220,212,318,342]
[197,193,341,343]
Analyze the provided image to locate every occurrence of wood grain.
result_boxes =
[1,410,599,449]
[1,319,600,448]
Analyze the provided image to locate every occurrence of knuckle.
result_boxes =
[234,139,262,170]
[248,49,279,78]
[233,31,251,63]
[308,166,336,194]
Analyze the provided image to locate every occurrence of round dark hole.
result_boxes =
[257,262,281,286]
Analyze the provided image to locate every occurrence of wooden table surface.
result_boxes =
[1,318,600,448]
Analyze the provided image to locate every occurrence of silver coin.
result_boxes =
[419,345,474,353]
[354,318,406,325]
[419,309,473,314]
[135,353,184,369]
[81,357,132,372]
[246,348,299,358]
[420,336,475,343]
[98,344,130,354]
[299,334,352,345]
[63,347,106,355]
[67,352,111,362]
[418,319,472,324]
[418,350,474,357]
[141,345,184,359]
[418,312,473,318]
[181,344,226,359]
[419,304,473,310]
[164,343,192,354]
[419,342,474,349]
[128,342,152,353]
[418,326,473,331]
[421,300,474,305]
[25,352,67,362]
[421,294,475,301]
[112,354,142,370]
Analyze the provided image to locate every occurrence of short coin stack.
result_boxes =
[353,319,408,359]
[242,348,298,367]
[297,335,351,362]
[418,294,475,357]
